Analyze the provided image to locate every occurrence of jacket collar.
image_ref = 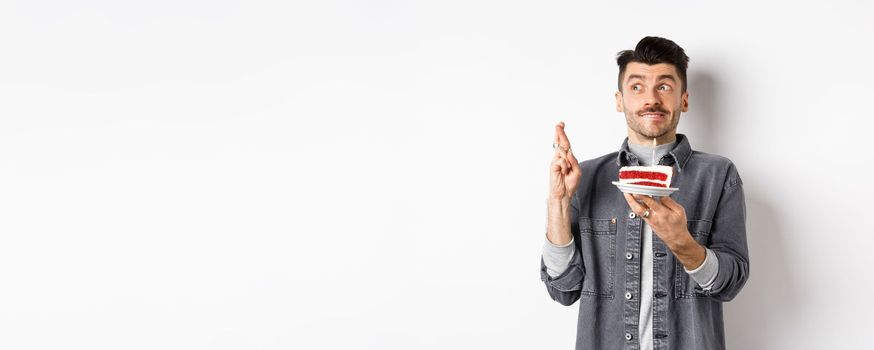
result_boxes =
[615,133,693,173]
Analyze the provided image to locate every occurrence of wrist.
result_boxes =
[546,200,573,246]
[547,199,572,224]
[666,229,695,249]
[671,234,706,270]
[547,197,571,209]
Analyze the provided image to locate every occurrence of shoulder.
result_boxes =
[578,151,620,171]
[576,152,622,182]
[687,150,743,189]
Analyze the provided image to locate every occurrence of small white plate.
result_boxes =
[612,181,679,197]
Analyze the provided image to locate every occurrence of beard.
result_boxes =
[624,106,681,139]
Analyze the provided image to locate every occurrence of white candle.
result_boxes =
[652,137,656,165]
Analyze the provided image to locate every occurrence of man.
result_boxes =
[541,36,749,350]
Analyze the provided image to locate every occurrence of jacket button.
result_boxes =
[629,212,636,219]
[611,217,617,224]
[625,252,633,260]
[625,292,632,300]
[625,333,633,341]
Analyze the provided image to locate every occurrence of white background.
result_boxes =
[0,1,872,349]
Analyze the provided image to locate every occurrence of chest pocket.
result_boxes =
[674,219,713,298]
[578,217,617,298]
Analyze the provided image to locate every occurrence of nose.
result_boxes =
[644,88,661,107]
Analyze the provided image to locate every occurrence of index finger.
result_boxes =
[659,195,684,213]
[623,193,646,213]
[632,194,668,212]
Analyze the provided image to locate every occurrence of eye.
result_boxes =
[631,84,642,92]
[658,84,672,91]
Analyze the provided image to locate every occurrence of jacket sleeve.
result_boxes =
[539,193,584,306]
[695,164,750,302]
[540,247,584,306]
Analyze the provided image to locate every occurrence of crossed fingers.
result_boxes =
[552,121,579,174]
[554,122,571,153]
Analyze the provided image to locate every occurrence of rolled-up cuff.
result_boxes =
[684,247,719,290]
[542,237,575,278]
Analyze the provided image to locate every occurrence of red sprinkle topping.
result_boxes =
[619,170,669,181]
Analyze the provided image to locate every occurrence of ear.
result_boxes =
[615,91,623,112]
[681,91,689,112]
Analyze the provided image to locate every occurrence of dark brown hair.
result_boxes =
[617,36,690,92]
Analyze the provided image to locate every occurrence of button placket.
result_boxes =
[622,208,642,348]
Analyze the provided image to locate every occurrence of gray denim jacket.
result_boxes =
[540,134,749,350]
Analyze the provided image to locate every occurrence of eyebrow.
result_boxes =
[626,74,678,84]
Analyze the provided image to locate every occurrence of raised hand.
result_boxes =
[546,122,582,246]
[549,122,582,202]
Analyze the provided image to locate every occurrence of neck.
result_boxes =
[627,129,677,146]
[626,135,677,167]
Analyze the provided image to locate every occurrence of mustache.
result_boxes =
[638,107,669,115]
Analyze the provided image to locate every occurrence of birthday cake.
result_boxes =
[618,165,674,188]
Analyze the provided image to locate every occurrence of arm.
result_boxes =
[693,172,749,301]
[540,194,584,306]
[540,122,584,306]
[623,164,749,301]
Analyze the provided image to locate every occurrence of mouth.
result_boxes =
[640,112,666,120]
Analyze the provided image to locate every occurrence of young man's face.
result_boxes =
[615,62,689,144]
